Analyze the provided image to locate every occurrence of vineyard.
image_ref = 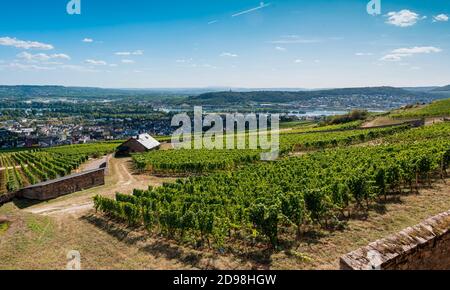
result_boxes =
[0,142,118,196]
[384,122,450,144]
[133,149,261,175]
[95,123,450,249]
[279,124,409,152]
[390,98,450,119]
[131,124,411,175]
[287,120,364,134]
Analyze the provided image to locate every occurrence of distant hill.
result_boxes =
[432,85,450,92]
[0,85,128,98]
[402,86,439,92]
[0,85,444,106]
[186,86,422,105]
[0,85,191,99]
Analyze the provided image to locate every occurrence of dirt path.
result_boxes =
[24,156,175,217]
[361,117,408,128]
[77,156,108,172]
[0,165,25,171]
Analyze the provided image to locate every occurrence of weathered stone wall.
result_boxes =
[340,210,450,270]
[0,191,17,205]
[18,168,105,201]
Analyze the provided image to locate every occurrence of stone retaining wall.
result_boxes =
[18,168,105,201]
[340,210,450,270]
[0,191,17,205]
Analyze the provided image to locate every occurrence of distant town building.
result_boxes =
[116,133,160,155]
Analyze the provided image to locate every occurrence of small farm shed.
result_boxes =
[117,133,161,155]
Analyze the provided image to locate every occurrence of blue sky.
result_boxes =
[0,0,449,88]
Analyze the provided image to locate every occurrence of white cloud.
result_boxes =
[380,54,404,62]
[115,50,144,56]
[220,52,238,57]
[85,59,108,66]
[121,59,135,64]
[391,46,442,54]
[294,59,303,63]
[380,46,442,61]
[433,14,449,22]
[0,37,54,50]
[208,20,218,25]
[355,52,373,56]
[275,46,286,51]
[385,10,423,27]
[6,62,55,71]
[82,38,94,43]
[17,52,71,62]
[50,54,70,60]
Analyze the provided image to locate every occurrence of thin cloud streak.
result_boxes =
[232,2,271,17]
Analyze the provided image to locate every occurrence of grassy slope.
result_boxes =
[390,98,450,119]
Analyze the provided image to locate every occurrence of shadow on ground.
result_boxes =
[12,198,43,209]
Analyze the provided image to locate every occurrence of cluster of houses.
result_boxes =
[0,117,172,150]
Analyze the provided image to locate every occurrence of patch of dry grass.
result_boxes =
[0,178,449,270]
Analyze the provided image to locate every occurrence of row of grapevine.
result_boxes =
[287,120,364,134]
[0,154,20,192]
[133,149,261,175]
[0,142,118,194]
[96,133,450,248]
[389,98,450,119]
[383,122,450,144]
[280,124,410,152]
[0,156,6,195]
[131,125,411,175]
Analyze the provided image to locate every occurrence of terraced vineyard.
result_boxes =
[287,120,364,134]
[96,122,450,249]
[0,142,118,196]
[384,122,450,144]
[280,124,409,152]
[390,98,450,119]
